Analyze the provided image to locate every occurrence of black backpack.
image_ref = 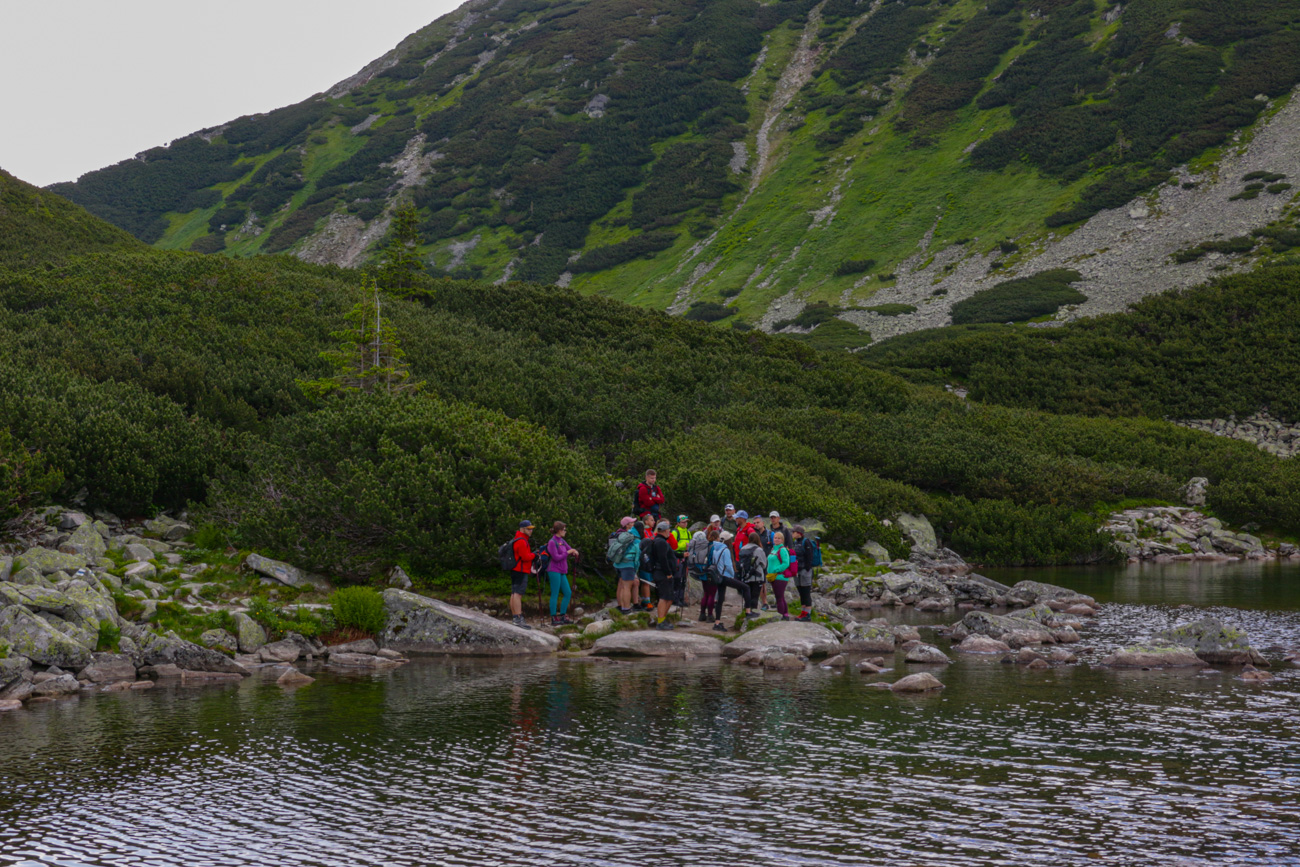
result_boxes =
[498,539,518,572]
[741,547,765,583]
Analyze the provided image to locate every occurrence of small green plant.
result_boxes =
[191,523,229,549]
[96,620,121,653]
[112,591,145,620]
[248,595,326,640]
[0,641,9,659]
[683,301,736,322]
[834,258,875,277]
[329,586,388,635]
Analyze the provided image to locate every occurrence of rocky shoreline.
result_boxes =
[2,510,1295,713]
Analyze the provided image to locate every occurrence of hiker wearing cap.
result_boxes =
[508,520,536,629]
[669,515,692,606]
[707,514,722,535]
[732,511,757,560]
[609,516,642,615]
[721,505,738,534]
[649,521,677,629]
[769,512,794,551]
[544,521,578,626]
[635,469,666,520]
[705,527,747,630]
[767,531,793,620]
[791,525,815,622]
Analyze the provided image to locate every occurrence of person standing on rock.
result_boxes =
[706,528,746,631]
[638,512,658,611]
[610,516,642,615]
[545,521,578,627]
[767,531,793,621]
[687,530,714,621]
[635,469,665,521]
[650,521,677,630]
[669,514,692,606]
[739,534,767,624]
[509,520,536,630]
[791,525,815,622]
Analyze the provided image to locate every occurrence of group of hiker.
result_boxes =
[500,470,822,632]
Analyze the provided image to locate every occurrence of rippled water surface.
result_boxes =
[3,566,1299,867]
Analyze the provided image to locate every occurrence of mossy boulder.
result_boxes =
[960,610,1056,647]
[381,589,559,656]
[18,547,87,576]
[1154,617,1267,665]
[0,605,92,668]
[1100,644,1203,668]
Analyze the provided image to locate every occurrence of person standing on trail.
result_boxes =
[508,520,535,630]
[545,521,578,627]
[768,531,794,621]
[650,521,677,630]
[635,470,665,521]
[687,530,714,621]
[609,516,642,615]
[732,511,757,560]
[738,533,767,624]
[669,514,692,605]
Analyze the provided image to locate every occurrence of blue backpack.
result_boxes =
[804,537,823,568]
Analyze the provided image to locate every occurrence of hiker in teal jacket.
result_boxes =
[611,516,641,614]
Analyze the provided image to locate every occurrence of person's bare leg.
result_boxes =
[510,593,522,616]
[657,598,672,622]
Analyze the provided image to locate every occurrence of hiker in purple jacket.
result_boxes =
[545,521,578,626]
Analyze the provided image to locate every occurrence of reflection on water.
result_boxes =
[1,568,1299,867]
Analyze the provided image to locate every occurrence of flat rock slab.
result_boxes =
[1101,644,1204,668]
[381,590,560,656]
[956,635,1012,654]
[326,638,379,656]
[245,553,332,592]
[328,652,403,668]
[723,621,840,659]
[591,630,724,657]
[891,673,945,692]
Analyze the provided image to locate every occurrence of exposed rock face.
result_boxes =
[60,523,106,559]
[591,631,724,658]
[895,514,938,554]
[326,638,380,656]
[723,621,840,659]
[200,629,238,653]
[1102,506,1274,561]
[890,673,945,692]
[1154,617,1268,665]
[1101,644,1204,668]
[32,673,81,697]
[0,605,92,669]
[258,639,301,663]
[244,554,332,592]
[381,590,559,656]
[18,548,87,576]
[1176,413,1300,459]
[138,632,249,675]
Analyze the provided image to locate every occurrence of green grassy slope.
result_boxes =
[4,177,1300,576]
[45,0,1300,339]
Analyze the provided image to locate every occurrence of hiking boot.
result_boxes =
[655,620,675,631]
[795,612,811,622]
[712,622,727,632]
[551,615,563,626]
[617,607,633,616]
[560,615,574,625]
[512,615,533,630]
[781,614,790,621]
[698,609,709,622]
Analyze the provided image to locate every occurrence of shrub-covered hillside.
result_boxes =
[4,173,1300,577]
[863,261,1300,423]
[46,0,1300,334]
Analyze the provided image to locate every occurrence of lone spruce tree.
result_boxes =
[377,203,424,294]
[298,276,421,400]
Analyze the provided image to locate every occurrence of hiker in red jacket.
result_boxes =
[732,511,758,560]
[508,520,536,630]
[635,469,665,520]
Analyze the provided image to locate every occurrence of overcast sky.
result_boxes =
[0,1,464,187]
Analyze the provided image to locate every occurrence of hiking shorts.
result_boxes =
[510,571,529,595]
[616,567,638,583]
[653,570,674,595]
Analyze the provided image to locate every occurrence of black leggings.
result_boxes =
[797,584,812,609]
[713,576,753,619]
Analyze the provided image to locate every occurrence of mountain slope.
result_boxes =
[0,168,140,266]
[49,0,1300,344]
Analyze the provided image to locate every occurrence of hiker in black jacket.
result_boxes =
[649,521,678,630]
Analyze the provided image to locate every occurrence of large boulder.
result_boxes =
[138,631,249,675]
[59,523,106,559]
[1006,581,1095,609]
[8,567,50,588]
[258,639,301,663]
[904,643,951,665]
[0,655,31,690]
[232,613,267,653]
[956,634,1012,654]
[381,590,560,656]
[960,610,1056,647]
[0,606,92,668]
[199,629,238,654]
[841,623,896,653]
[882,571,949,602]
[0,556,11,583]
[1007,604,1083,630]
[326,638,380,656]
[18,548,87,576]
[862,541,892,564]
[895,513,938,554]
[143,516,191,542]
[1101,644,1203,668]
[723,621,840,659]
[76,652,137,684]
[1153,617,1268,665]
[245,554,332,592]
[591,630,724,657]
[32,673,81,697]
[943,573,1012,605]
